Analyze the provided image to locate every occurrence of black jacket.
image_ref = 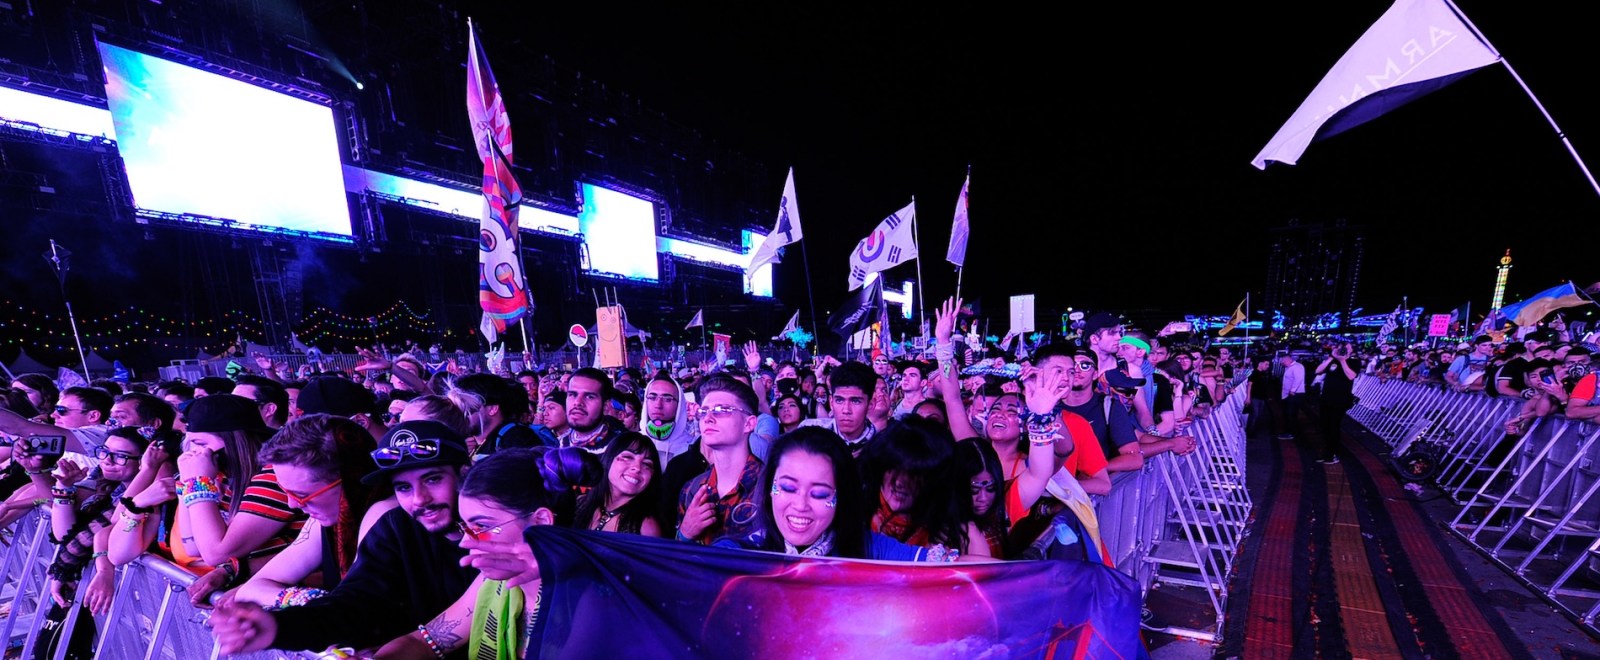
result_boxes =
[271,507,476,653]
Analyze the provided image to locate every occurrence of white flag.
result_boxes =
[847,201,918,291]
[947,172,970,267]
[773,310,800,340]
[746,168,803,283]
[1251,0,1499,169]
[479,312,499,344]
[685,310,704,330]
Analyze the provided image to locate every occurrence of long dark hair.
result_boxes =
[572,432,662,534]
[756,427,868,559]
[259,415,390,576]
[858,416,969,552]
[461,448,560,519]
[954,438,1007,537]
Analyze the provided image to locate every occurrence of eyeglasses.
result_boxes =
[286,478,343,509]
[92,446,138,466]
[371,441,440,467]
[458,515,523,541]
[970,479,997,496]
[984,405,1022,419]
[694,404,751,422]
[1072,360,1095,372]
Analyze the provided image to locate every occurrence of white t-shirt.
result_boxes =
[1281,362,1306,398]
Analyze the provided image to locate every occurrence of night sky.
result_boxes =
[462,0,1599,325]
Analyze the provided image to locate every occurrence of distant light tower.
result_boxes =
[1490,249,1512,313]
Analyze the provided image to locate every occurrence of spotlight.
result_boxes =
[356,81,365,91]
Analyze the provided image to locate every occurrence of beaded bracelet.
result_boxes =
[416,625,447,659]
[176,475,222,499]
[181,490,222,507]
[269,586,328,610]
[50,487,74,499]
[1023,411,1061,439]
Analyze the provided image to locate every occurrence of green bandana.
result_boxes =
[470,579,525,660]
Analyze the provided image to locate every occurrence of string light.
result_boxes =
[0,299,436,353]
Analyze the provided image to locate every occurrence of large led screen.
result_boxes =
[579,183,659,280]
[98,42,351,236]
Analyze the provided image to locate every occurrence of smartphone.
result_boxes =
[23,435,66,458]
[1542,372,1557,385]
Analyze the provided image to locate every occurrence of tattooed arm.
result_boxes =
[373,574,483,659]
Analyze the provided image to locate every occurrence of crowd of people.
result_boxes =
[11,293,1574,658]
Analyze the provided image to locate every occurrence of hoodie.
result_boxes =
[642,378,695,465]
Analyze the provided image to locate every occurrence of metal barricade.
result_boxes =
[1,505,316,659]
[1348,375,1600,637]
[1097,393,1251,643]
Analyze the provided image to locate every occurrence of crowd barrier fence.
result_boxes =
[4,394,1253,654]
[1348,375,1600,635]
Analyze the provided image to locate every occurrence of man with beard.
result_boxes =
[208,420,476,655]
[556,368,624,454]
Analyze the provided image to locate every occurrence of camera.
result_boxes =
[19,435,66,458]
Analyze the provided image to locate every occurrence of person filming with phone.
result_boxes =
[1314,341,1359,465]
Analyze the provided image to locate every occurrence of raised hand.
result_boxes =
[742,341,762,373]
[1022,366,1069,415]
[935,298,962,344]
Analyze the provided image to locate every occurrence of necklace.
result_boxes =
[593,507,622,531]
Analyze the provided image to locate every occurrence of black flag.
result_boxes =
[827,278,884,338]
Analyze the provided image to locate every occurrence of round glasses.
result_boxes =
[371,441,440,467]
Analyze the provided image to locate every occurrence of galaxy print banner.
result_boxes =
[524,526,1146,659]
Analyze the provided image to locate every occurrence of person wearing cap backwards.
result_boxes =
[1448,335,1496,392]
[297,376,387,440]
[209,420,479,655]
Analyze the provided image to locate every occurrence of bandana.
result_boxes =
[783,530,836,558]
[470,578,527,660]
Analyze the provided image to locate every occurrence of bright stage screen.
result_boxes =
[579,183,659,281]
[98,42,351,236]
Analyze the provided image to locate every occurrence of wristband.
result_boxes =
[181,490,222,507]
[119,496,153,515]
[50,487,75,499]
[1023,411,1061,439]
[417,624,447,659]
[270,586,329,610]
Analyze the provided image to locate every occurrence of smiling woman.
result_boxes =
[572,432,663,536]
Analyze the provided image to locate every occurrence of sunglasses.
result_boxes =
[92,446,139,466]
[286,478,343,508]
[1072,360,1095,372]
[371,441,440,467]
[694,404,751,422]
[458,515,523,542]
[380,412,401,424]
[53,406,89,415]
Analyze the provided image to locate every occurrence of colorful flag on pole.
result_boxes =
[1251,0,1500,169]
[1499,282,1590,327]
[1218,299,1248,336]
[747,168,803,283]
[847,201,918,290]
[468,19,531,344]
[947,170,970,268]
[686,310,704,330]
[519,526,1145,658]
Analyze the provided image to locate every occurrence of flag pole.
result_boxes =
[1439,0,1600,203]
[911,196,926,335]
[800,241,821,362]
[955,267,963,303]
[47,240,92,380]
